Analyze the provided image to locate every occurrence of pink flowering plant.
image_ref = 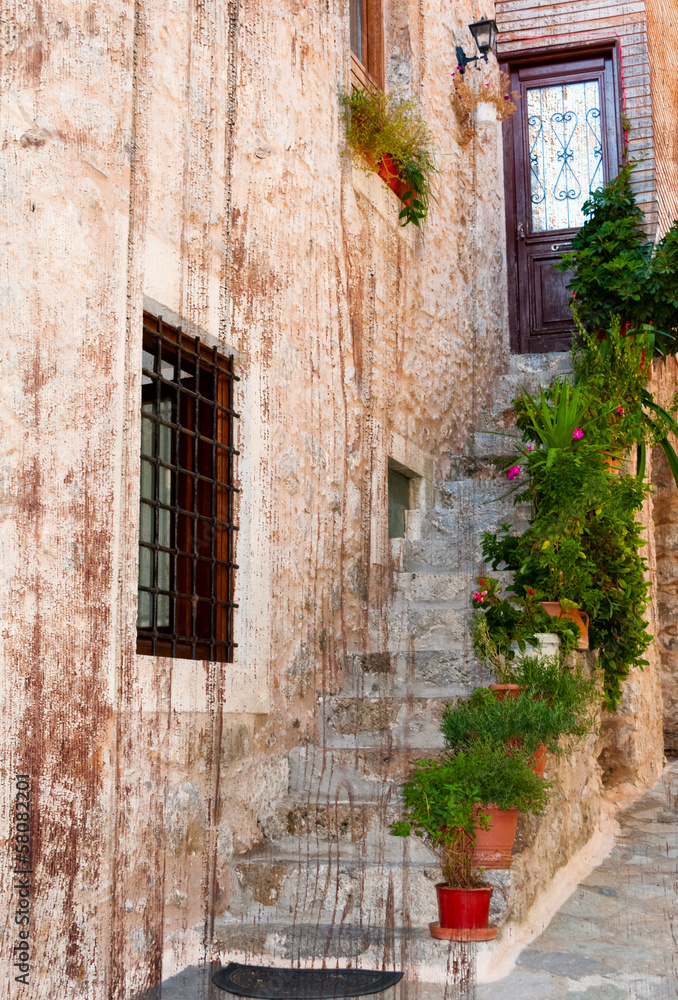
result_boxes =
[470,575,580,678]
[513,377,602,470]
[478,169,678,709]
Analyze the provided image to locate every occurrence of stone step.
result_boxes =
[219,848,511,946]
[479,351,573,431]
[437,477,523,512]
[366,602,469,651]
[342,647,480,698]
[340,638,479,699]
[419,505,530,544]
[467,431,518,459]
[393,571,473,606]
[288,746,445,801]
[320,692,451,749]
[395,538,485,573]
[213,914,502,980]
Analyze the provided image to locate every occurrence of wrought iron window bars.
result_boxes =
[137,311,239,662]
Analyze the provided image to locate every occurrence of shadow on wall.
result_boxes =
[134,965,211,1000]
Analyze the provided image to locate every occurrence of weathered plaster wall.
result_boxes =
[1,0,512,995]
[1,3,134,997]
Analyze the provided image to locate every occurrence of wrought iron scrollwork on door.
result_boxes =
[551,110,582,204]
[526,80,604,232]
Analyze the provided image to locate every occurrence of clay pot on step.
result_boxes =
[531,743,548,777]
[429,884,497,941]
[506,737,548,777]
[540,601,589,651]
[604,455,624,474]
[472,805,519,869]
[489,684,522,701]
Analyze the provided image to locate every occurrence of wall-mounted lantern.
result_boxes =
[455,18,498,74]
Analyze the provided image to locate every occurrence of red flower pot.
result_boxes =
[489,684,523,701]
[435,884,492,929]
[472,805,519,869]
[378,153,413,204]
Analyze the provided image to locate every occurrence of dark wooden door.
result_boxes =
[502,47,623,353]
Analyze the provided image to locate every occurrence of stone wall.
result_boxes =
[651,358,678,752]
[646,0,678,234]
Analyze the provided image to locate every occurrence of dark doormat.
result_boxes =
[212,963,403,999]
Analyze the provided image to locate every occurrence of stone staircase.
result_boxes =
[214,354,576,986]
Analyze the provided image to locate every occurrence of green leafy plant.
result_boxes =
[339,87,437,228]
[482,457,652,710]
[450,739,551,814]
[554,162,678,354]
[516,377,594,458]
[391,755,487,887]
[571,311,678,485]
[441,678,596,758]
[504,655,600,720]
[392,741,549,886]
[471,575,581,672]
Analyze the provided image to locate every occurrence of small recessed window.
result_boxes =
[388,466,411,539]
[137,311,239,662]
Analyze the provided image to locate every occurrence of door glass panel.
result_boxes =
[527,80,603,232]
[350,0,363,60]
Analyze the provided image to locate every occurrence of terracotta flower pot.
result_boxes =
[489,683,522,701]
[472,805,519,869]
[531,743,548,777]
[506,737,548,776]
[378,153,413,204]
[540,601,589,650]
[429,885,497,941]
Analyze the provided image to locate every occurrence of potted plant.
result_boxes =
[443,663,597,781]
[442,687,570,781]
[450,69,518,147]
[540,597,590,650]
[391,755,498,941]
[339,87,437,228]
[452,740,551,868]
[505,654,599,722]
[471,576,581,673]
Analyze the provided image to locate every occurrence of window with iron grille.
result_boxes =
[137,311,238,662]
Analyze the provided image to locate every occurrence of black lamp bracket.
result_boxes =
[455,45,489,74]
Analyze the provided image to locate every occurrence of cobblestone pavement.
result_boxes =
[477,761,678,1000]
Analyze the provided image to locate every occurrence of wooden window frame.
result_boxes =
[350,0,385,91]
[137,310,239,663]
[501,40,624,354]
